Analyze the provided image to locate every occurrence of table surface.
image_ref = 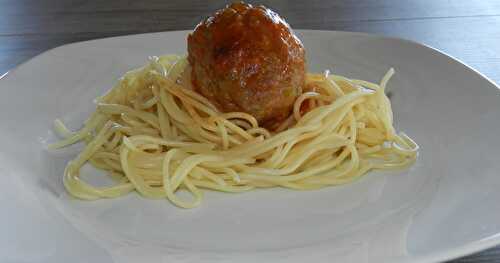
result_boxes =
[1,0,499,262]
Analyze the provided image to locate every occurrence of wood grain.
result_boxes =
[1,1,499,262]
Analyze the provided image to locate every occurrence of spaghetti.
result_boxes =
[51,54,418,208]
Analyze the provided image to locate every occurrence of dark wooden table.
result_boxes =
[1,0,499,261]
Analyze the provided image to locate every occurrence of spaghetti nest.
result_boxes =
[51,55,418,208]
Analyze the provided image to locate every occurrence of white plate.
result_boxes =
[1,30,499,263]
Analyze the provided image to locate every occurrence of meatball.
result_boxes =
[187,2,306,128]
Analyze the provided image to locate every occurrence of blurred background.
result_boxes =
[2,0,500,82]
[1,0,499,262]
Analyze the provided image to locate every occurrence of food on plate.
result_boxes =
[188,2,305,128]
[51,2,418,208]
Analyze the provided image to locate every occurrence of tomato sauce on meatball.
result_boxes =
[187,2,306,128]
